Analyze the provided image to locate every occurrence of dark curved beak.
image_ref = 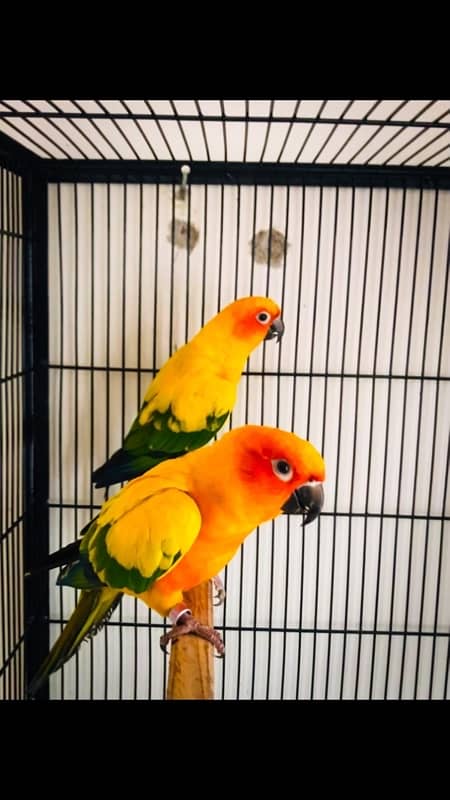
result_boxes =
[265,316,285,343]
[282,483,324,526]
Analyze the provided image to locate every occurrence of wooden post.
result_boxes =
[166,580,214,700]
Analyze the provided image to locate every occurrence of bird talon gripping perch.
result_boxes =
[160,610,225,657]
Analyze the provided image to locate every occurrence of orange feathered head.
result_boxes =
[199,424,325,528]
[200,296,284,349]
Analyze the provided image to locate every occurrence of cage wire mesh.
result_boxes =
[0,166,25,699]
[0,99,450,166]
[44,180,450,700]
[0,98,449,701]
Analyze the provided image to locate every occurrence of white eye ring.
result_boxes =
[271,459,293,482]
[256,311,271,325]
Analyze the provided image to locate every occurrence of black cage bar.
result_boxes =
[0,99,449,701]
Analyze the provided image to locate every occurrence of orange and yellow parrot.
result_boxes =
[92,296,284,488]
[28,425,325,697]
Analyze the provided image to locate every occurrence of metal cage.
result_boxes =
[0,99,449,700]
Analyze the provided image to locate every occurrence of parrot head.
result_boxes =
[214,425,325,528]
[210,296,285,348]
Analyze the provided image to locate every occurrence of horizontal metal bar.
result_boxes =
[41,161,450,189]
[0,369,30,385]
[0,229,26,239]
[0,515,25,544]
[46,502,450,522]
[45,616,450,638]
[47,362,450,382]
[1,110,449,130]
[0,632,26,679]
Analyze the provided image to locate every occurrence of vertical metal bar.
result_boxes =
[367,186,391,699]
[148,178,160,699]
[104,180,111,699]
[428,434,450,698]
[259,101,274,163]
[185,186,191,342]
[243,100,249,164]
[349,189,373,700]
[293,183,306,699]
[194,101,211,162]
[395,188,424,698]
[5,169,13,698]
[382,187,408,699]
[89,182,95,700]
[134,181,144,701]
[220,101,228,163]
[56,182,64,700]
[119,182,127,700]
[308,183,324,699]
[323,185,342,698]
[0,167,6,698]
[73,183,80,699]
[428,230,450,699]
[398,190,439,699]
[339,186,361,700]
[11,172,19,696]
[264,185,276,700]
[273,185,290,699]
[249,183,260,700]
[23,166,49,700]
[217,184,228,701]
[234,183,244,700]
[169,184,176,356]
[444,626,450,699]
[200,183,208,327]
[413,191,444,698]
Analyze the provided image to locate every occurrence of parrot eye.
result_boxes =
[271,459,293,482]
[256,311,271,325]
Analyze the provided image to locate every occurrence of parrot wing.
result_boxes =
[92,405,229,488]
[28,485,202,697]
[92,349,232,488]
[68,483,203,595]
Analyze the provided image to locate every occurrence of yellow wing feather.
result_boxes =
[104,489,201,578]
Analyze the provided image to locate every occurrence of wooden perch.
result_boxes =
[166,580,214,700]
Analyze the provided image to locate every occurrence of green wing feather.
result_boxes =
[28,485,202,695]
[92,407,229,488]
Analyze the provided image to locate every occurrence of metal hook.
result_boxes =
[181,164,191,187]
[177,164,191,200]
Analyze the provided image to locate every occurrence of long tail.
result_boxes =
[28,587,122,698]
[25,540,81,577]
[25,519,96,577]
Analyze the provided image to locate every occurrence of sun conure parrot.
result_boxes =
[28,424,325,697]
[92,296,285,488]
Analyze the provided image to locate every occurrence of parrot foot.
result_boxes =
[160,609,225,657]
[212,574,226,606]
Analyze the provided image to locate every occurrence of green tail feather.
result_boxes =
[28,587,122,698]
